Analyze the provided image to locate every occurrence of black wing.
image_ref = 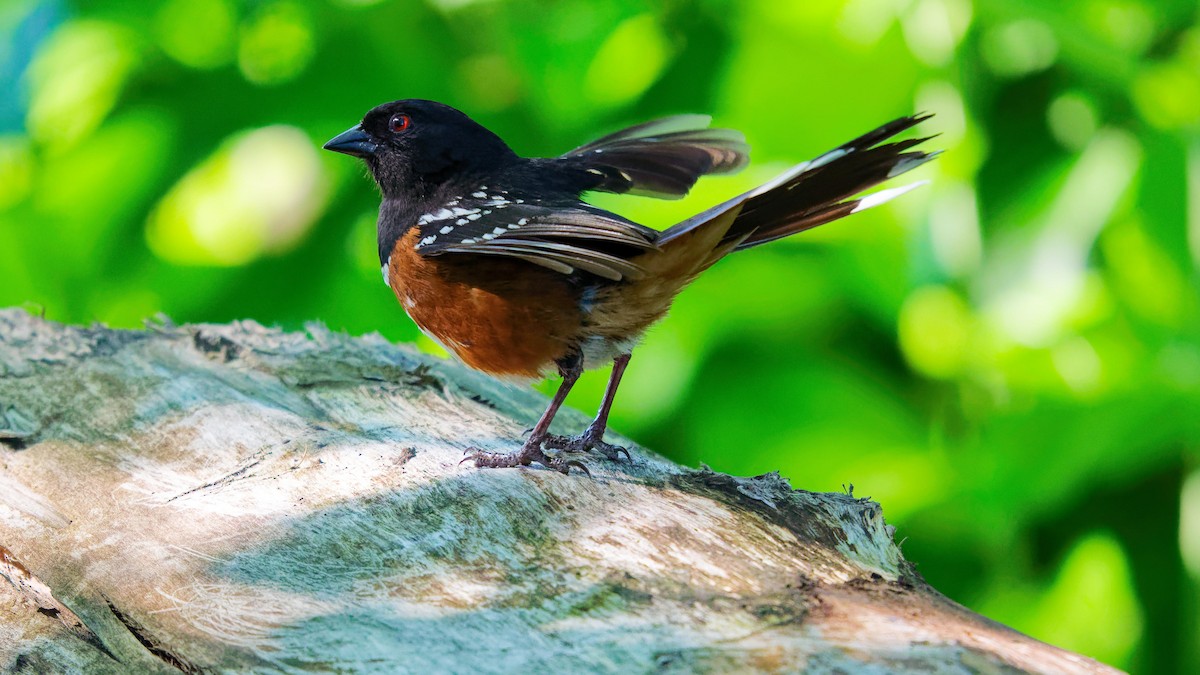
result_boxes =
[560,115,749,199]
[412,195,658,281]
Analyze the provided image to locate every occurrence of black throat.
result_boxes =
[374,173,495,265]
[374,158,592,266]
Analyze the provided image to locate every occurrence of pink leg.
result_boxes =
[544,354,632,461]
[463,356,589,475]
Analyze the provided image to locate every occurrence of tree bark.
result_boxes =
[0,309,1118,674]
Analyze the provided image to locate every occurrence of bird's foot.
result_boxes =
[461,438,590,476]
[544,427,631,462]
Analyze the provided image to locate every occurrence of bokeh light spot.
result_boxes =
[915,80,967,145]
[614,322,695,426]
[980,19,1058,77]
[154,0,237,70]
[1047,92,1098,150]
[898,285,973,379]
[0,136,33,209]
[983,130,1139,347]
[426,0,495,10]
[899,0,972,67]
[147,125,327,266]
[584,14,671,107]
[1133,62,1200,130]
[1025,533,1143,666]
[1086,0,1154,54]
[25,20,138,152]
[1180,469,1200,580]
[928,181,982,278]
[838,0,898,46]
[1102,222,1186,328]
[1051,336,1102,395]
[346,210,381,280]
[237,2,314,86]
[1190,144,1200,267]
[459,54,523,112]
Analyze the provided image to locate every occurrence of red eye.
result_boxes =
[389,113,411,133]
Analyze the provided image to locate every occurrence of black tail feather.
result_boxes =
[658,114,937,250]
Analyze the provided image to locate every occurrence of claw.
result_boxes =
[547,457,591,477]
[459,444,592,476]
[565,460,591,477]
[460,447,525,469]
[542,430,631,463]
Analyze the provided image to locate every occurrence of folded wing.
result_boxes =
[413,200,658,281]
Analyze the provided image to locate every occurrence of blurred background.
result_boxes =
[2,0,1198,670]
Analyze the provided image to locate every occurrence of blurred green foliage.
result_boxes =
[2,0,1199,670]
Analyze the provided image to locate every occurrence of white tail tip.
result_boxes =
[851,181,929,214]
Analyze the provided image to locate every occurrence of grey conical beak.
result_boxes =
[323,125,378,157]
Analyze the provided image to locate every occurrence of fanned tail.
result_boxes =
[658,114,938,256]
[588,114,937,349]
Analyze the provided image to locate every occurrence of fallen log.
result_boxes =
[0,309,1116,673]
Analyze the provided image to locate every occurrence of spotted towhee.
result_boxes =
[325,100,936,474]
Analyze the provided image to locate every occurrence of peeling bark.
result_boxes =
[0,309,1118,674]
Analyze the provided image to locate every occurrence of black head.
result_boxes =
[324,99,518,199]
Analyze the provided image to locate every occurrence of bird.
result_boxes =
[324,99,936,475]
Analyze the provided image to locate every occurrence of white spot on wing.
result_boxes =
[420,203,483,226]
[472,191,487,198]
[418,235,437,247]
[439,225,454,234]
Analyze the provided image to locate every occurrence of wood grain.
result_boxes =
[0,309,1118,674]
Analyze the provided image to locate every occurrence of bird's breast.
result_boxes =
[386,229,583,378]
